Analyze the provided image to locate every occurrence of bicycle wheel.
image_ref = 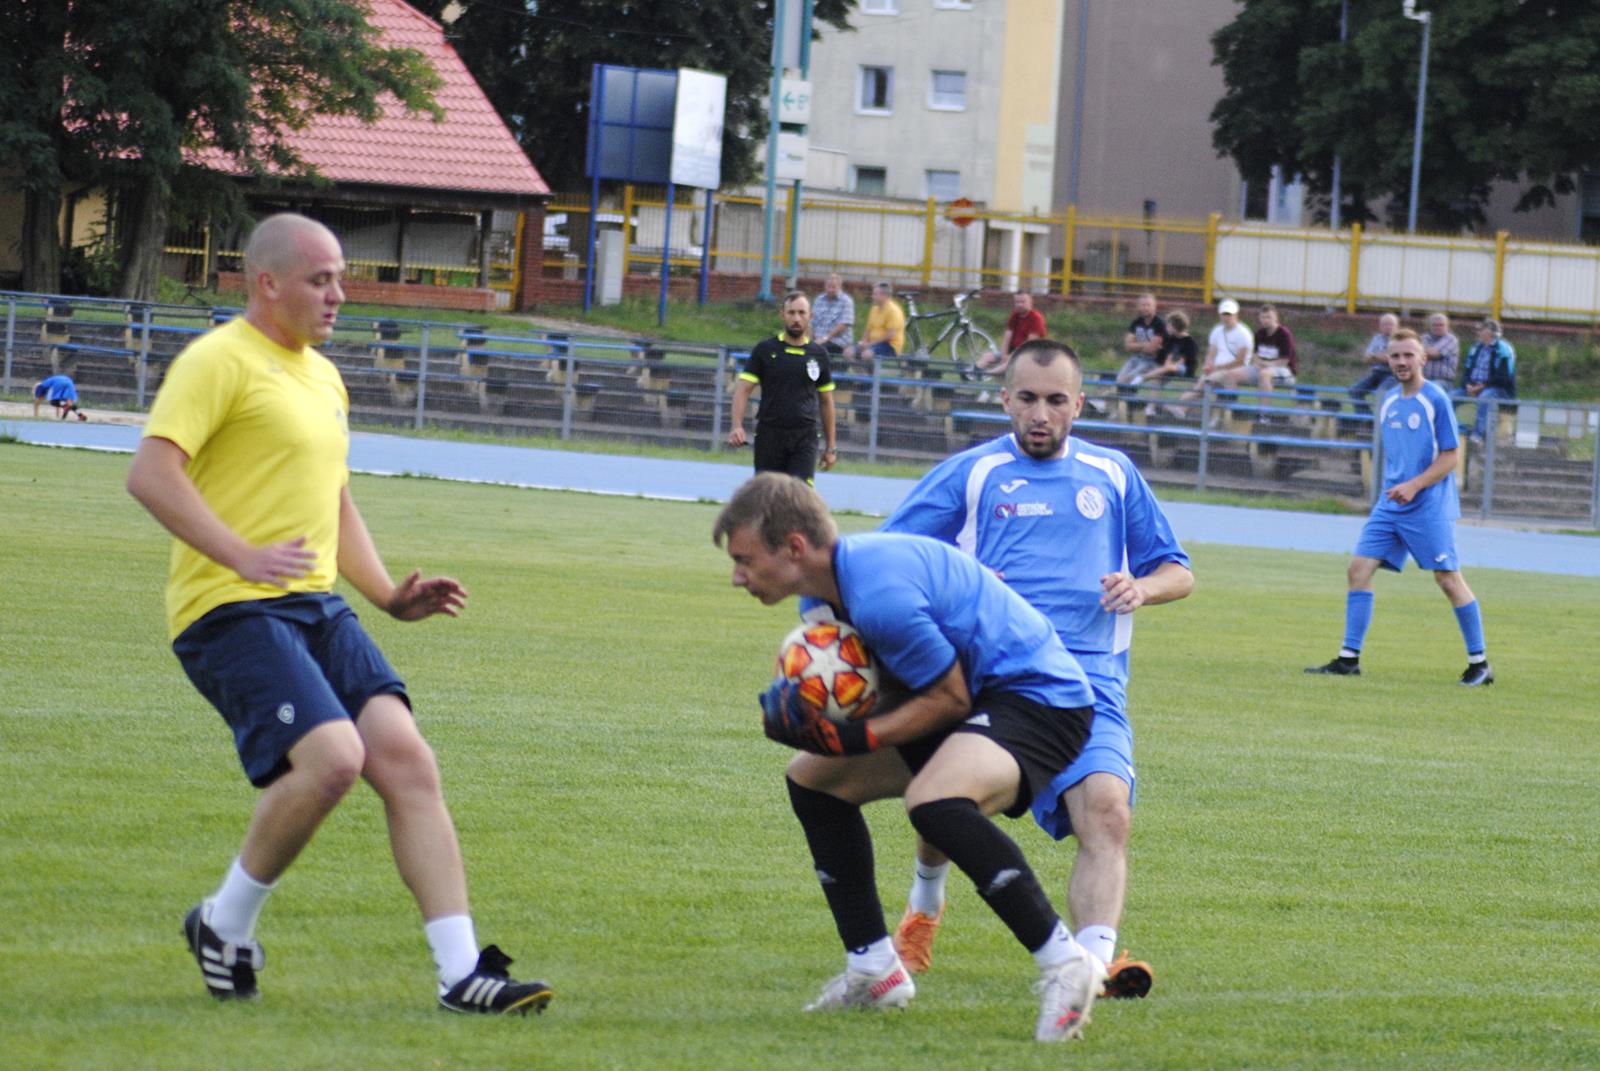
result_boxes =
[950,327,997,381]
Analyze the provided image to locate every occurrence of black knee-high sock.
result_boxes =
[908,797,1059,953]
[786,777,888,951]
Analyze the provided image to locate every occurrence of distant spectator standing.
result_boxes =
[1452,319,1517,444]
[1347,312,1400,414]
[727,291,839,481]
[1170,299,1253,415]
[33,373,87,420]
[1252,304,1297,391]
[1420,313,1460,383]
[1116,293,1168,385]
[975,291,1048,378]
[845,283,906,364]
[809,273,855,359]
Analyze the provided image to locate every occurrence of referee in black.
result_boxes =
[726,290,839,481]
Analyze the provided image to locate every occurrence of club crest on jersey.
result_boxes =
[1407,412,1421,429]
[1076,486,1107,520]
[806,358,820,381]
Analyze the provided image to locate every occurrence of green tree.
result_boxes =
[0,0,441,300]
[411,0,857,192]
[1211,0,1600,231]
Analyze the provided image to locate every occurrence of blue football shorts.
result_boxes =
[1354,508,1459,573]
[172,593,408,787]
[1033,657,1136,841]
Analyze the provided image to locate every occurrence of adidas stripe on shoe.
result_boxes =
[438,944,553,1015]
[183,902,263,1001]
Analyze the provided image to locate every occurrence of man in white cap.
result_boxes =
[1169,298,1254,417]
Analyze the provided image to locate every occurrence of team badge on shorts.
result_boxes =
[1076,486,1106,520]
[806,359,820,381]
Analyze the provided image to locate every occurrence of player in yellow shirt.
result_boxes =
[126,213,551,1015]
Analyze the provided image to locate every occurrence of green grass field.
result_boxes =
[2,443,1597,1071]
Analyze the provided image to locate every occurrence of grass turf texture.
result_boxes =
[2,443,1597,1071]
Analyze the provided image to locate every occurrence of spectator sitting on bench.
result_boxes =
[1451,319,1517,445]
[1140,311,1196,415]
[1421,312,1460,384]
[810,273,855,360]
[1347,311,1399,415]
[974,290,1048,380]
[33,373,87,421]
[843,283,905,367]
[1115,292,1168,386]
[1253,304,1297,391]
[1168,299,1253,418]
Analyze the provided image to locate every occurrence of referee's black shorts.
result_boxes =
[753,424,820,482]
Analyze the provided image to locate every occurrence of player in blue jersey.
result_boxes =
[33,373,86,420]
[880,338,1193,998]
[1306,328,1493,684]
[714,473,1109,1042]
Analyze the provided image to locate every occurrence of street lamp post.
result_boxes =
[1402,1,1432,233]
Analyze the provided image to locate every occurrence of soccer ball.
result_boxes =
[776,620,882,724]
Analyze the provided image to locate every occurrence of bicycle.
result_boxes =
[898,289,997,381]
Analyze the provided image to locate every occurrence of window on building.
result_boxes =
[861,0,898,12]
[933,0,973,8]
[928,70,967,111]
[858,66,894,113]
[925,170,961,202]
[853,166,888,197]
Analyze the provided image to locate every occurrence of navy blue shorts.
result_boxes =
[172,593,408,787]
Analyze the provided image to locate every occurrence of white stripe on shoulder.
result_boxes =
[958,450,1018,555]
[1071,445,1127,498]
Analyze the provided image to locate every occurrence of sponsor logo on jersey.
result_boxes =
[1076,486,1107,520]
[999,478,1029,494]
[994,502,1054,519]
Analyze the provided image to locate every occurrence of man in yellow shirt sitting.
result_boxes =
[845,282,906,366]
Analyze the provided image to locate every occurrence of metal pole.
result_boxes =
[584,64,605,314]
[867,356,882,464]
[4,297,15,395]
[659,183,674,326]
[785,0,814,289]
[1589,406,1600,529]
[135,303,152,408]
[560,349,576,440]
[698,188,714,306]
[757,0,787,302]
[1480,397,1496,520]
[1330,0,1348,229]
[1196,387,1211,493]
[711,344,728,447]
[1402,4,1431,233]
[415,323,430,430]
[1067,0,1089,206]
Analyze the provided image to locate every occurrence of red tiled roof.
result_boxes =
[199,0,548,198]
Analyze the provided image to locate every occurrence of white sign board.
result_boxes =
[778,78,812,125]
[671,68,727,189]
[775,132,808,182]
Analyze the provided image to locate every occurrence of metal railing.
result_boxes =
[4,289,1597,527]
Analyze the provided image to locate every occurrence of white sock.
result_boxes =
[1031,921,1082,970]
[846,936,898,974]
[425,915,480,988]
[908,860,949,916]
[1074,925,1117,967]
[208,858,275,944]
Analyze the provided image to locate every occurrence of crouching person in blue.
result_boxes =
[713,472,1107,1042]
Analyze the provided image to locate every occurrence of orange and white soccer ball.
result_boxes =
[776,620,882,724]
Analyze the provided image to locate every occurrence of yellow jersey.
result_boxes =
[143,318,351,640]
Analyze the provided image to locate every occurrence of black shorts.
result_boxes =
[753,424,819,482]
[896,691,1094,818]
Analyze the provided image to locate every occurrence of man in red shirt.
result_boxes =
[976,291,1048,379]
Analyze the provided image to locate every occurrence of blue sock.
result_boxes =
[1342,591,1374,656]
[1454,600,1486,659]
